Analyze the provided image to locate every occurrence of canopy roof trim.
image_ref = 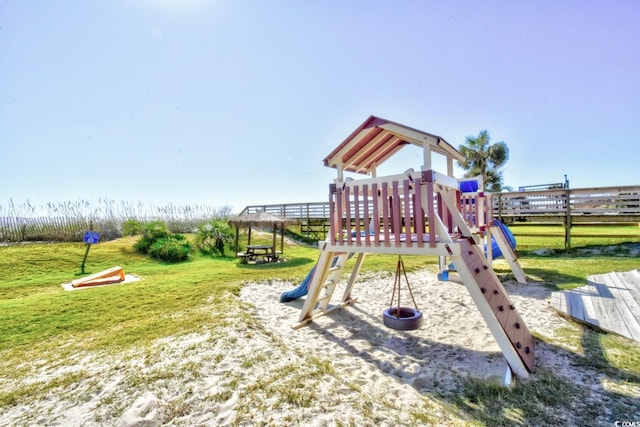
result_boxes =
[323,115,465,175]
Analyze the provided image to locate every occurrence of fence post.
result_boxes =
[564,188,572,251]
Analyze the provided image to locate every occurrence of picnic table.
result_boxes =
[237,245,281,264]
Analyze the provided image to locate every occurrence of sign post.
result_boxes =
[79,231,101,275]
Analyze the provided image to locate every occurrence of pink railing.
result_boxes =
[459,191,493,230]
[329,176,431,248]
[328,174,493,249]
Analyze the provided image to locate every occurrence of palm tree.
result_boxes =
[457,130,509,192]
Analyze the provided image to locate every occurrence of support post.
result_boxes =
[564,188,572,251]
[80,243,91,275]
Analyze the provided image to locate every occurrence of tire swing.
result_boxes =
[382,255,424,331]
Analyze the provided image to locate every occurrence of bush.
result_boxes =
[134,220,193,262]
[123,219,143,236]
[147,235,193,263]
[196,220,234,257]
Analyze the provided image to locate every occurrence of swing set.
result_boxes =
[383,256,423,331]
[290,116,534,380]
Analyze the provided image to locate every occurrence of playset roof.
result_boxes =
[323,115,464,175]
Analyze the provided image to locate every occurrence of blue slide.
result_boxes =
[490,219,517,259]
[445,220,516,277]
[280,254,352,303]
[280,266,316,302]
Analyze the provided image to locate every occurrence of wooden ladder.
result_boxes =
[296,251,352,328]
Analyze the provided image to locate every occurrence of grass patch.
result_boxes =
[509,224,639,251]
[0,370,93,407]
[454,368,597,426]
[241,355,336,410]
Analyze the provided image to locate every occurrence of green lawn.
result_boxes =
[508,223,639,250]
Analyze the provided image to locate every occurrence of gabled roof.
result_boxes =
[323,115,465,175]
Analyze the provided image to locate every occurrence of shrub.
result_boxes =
[134,220,193,262]
[196,220,234,257]
[147,235,193,263]
[134,221,169,254]
[123,219,143,236]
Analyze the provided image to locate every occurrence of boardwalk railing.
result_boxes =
[494,185,640,223]
[241,185,640,248]
[242,186,640,224]
[239,202,331,220]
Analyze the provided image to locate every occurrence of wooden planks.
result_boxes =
[550,270,640,342]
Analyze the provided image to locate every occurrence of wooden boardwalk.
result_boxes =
[550,270,640,342]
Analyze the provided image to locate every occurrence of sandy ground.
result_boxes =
[1,268,639,426]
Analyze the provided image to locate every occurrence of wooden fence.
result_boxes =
[494,185,640,223]
[0,217,96,243]
[494,185,640,249]
[0,216,212,243]
[241,185,640,248]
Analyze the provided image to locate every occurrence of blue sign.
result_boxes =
[83,231,101,244]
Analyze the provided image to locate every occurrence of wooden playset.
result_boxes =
[293,116,534,379]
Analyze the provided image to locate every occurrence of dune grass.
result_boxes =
[1,228,639,423]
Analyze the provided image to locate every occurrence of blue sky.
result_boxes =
[2,1,638,214]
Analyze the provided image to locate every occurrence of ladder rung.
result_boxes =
[329,266,341,272]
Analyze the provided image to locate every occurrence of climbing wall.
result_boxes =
[453,238,535,375]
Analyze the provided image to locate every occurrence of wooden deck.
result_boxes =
[550,270,640,342]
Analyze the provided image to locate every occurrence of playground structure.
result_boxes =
[285,116,534,379]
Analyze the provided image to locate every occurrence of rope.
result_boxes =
[388,255,419,315]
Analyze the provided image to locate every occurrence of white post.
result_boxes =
[422,144,432,172]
